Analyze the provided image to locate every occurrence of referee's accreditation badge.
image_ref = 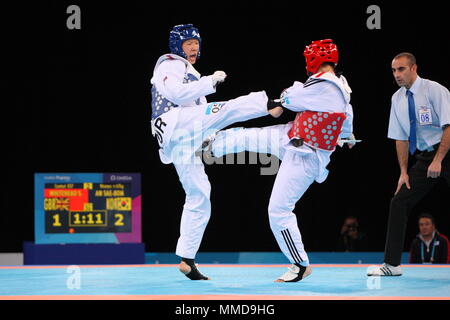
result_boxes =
[418,106,432,125]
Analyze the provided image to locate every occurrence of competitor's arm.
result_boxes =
[280,82,308,112]
[340,103,354,139]
[157,60,216,105]
[281,81,342,113]
[338,103,359,149]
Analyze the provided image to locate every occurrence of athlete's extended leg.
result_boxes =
[209,123,291,159]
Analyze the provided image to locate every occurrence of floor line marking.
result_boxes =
[1,264,449,270]
[1,295,449,300]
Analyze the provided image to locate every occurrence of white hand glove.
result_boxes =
[211,71,227,87]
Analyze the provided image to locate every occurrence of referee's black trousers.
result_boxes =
[384,148,450,266]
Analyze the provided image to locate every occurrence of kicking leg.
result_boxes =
[209,123,291,159]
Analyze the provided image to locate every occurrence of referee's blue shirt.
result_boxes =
[388,76,450,151]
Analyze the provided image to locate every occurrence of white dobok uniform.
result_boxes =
[211,72,354,265]
[150,53,270,259]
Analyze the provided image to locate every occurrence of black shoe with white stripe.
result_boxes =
[367,263,402,276]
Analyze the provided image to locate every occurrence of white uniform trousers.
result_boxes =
[172,91,269,259]
[212,124,324,265]
[269,149,318,266]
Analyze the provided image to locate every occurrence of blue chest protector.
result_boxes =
[151,73,201,120]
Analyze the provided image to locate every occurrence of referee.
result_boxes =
[368,52,450,276]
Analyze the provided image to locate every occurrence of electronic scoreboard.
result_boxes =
[35,173,141,244]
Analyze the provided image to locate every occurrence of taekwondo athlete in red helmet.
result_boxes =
[204,39,359,282]
[150,24,283,281]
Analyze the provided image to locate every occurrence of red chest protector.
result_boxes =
[288,111,346,151]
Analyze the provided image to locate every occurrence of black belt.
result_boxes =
[415,143,440,161]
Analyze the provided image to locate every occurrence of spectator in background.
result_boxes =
[409,213,450,264]
[336,216,369,252]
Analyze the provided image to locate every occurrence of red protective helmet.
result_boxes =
[303,39,338,75]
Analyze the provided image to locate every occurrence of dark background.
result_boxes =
[2,1,449,254]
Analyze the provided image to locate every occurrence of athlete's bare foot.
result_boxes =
[179,260,210,280]
[179,260,191,274]
[269,106,283,118]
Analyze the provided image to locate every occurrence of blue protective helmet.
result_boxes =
[169,24,202,59]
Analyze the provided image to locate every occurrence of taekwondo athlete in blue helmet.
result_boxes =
[150,24,283,280]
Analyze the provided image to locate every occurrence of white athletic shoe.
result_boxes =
[276,264,312,282]
[367,263,402,276]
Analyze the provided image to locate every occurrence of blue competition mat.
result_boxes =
[0,264,449,300]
